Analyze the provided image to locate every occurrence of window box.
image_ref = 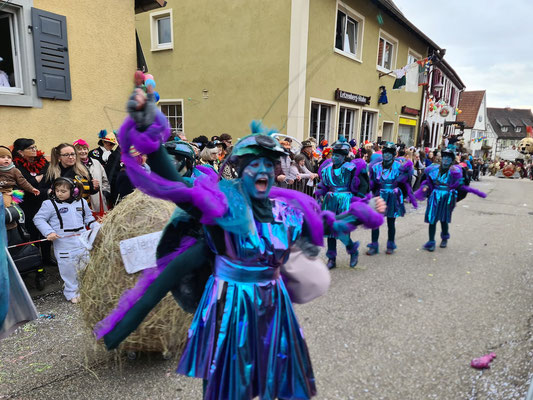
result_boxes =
[334,2,364,63]
[150,9,173,51]
[376,29,398,73]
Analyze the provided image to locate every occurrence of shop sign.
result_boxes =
[399,117,417,126]
[401,106,420,116]
[335,88,371,105]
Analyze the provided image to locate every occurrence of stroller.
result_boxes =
[5,203,45,291]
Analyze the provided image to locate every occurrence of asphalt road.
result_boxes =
[1,175,532,400]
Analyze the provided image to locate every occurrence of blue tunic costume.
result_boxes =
[367,153,413,254]
[369,159,407,218]
[320,161,357,215]
[177,182,315,399]
[97,93,384,400]
[423,164,461,224]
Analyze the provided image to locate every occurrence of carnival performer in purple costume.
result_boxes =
[95,86,386,400]
[416,146,486,251]
[315,137,369,269]
[366,142,414,255]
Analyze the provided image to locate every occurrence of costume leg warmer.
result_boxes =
[345,240,359,255]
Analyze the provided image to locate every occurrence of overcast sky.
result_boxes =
[393,0,533,111]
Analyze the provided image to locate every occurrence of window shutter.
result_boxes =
[31,8,71,100]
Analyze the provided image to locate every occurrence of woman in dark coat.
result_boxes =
[12,138,51,262]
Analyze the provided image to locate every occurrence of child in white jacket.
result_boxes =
[34,177,98,303]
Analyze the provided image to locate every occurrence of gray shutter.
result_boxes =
[31,8,71,100]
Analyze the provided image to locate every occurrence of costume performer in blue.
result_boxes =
[315,138,369,269]
[0,203,38,340]
[94,86,385,400]
[415,146,486,251]
[366,142,414,255]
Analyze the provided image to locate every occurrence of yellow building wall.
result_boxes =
[3,0,137,154]
[135,0,292,140]
[305,0,428,144]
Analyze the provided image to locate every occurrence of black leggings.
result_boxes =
[371,217,396,243]
[429,222,449,241]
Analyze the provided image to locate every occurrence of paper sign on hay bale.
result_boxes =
[119,231,162,274]
[79,190,192,356]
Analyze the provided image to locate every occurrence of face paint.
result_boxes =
[383,152,394,162]
[331,152,345,167]
[241,157,274,199]
[442,155,453,169]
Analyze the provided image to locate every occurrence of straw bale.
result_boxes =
[79,190,192,356]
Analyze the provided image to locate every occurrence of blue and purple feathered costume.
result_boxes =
[95,102,384,399]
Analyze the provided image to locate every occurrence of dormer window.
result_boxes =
[501,126,509,133]
[515,127,522,133]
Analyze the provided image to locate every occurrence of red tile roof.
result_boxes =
[456,91,485,129]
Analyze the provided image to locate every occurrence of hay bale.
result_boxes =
[79,190,192,356]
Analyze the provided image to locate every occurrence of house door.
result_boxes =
[382,122,393,142]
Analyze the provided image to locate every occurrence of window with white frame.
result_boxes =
[0,10,23,93]
[360,110,376,143]
[334,3,364,60]
[501,126,508,133]
[338,107,356,140]
[160,101,184,133]
[377,30,397,71]
[407,49,421,65]
[150,9,173,51]
[515,126,522,133]
[310,102,332,144]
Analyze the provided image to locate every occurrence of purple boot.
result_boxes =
[440,233,450,248]
[326,249,337,270]
[366,242,379,256]
[347,241,359,268]
[386,241,397,255]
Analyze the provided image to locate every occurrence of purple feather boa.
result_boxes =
[346,197,384,230]
[461,185,487,198]
[118,115,228,225]
[196,165,219,180]
[349,158,367,194]
[414,180,430,201]
[94,236,197,340]
[317,158,332,179]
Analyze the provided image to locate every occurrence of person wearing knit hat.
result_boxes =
[0,145,40,230]
[89,129,118,168]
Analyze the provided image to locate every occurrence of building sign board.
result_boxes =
[399,117,417,126]
[335,89,371,105]
[401,106,420,116]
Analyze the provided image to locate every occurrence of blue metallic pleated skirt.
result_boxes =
[380,187,405,218]
[177,256,316,400]
[425,188,457,224]
[322,191,353,215]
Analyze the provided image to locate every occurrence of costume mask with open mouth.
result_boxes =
[241,157,274,199]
